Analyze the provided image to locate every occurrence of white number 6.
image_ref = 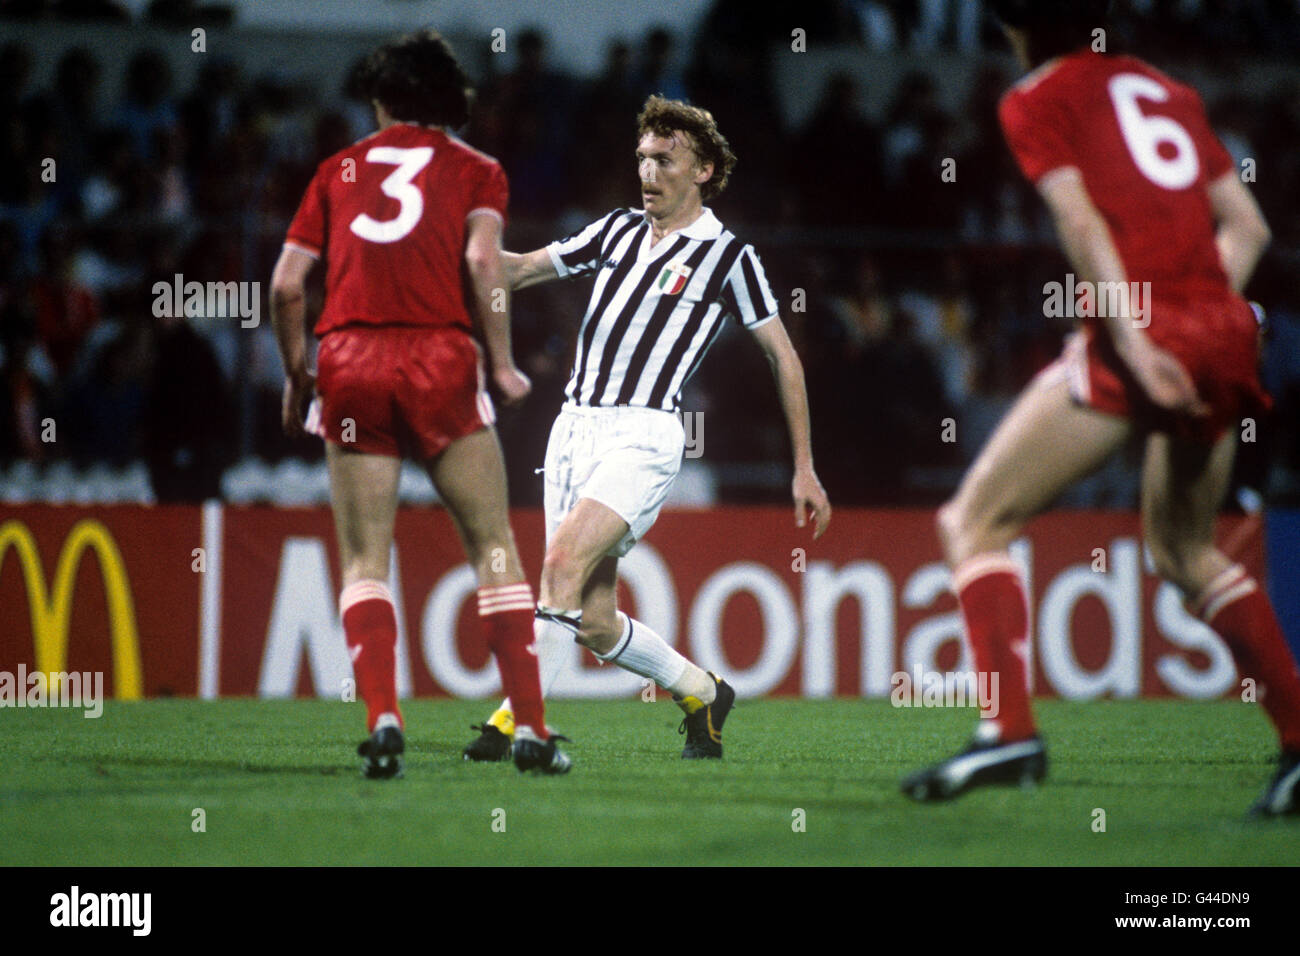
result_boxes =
[350,146,434,243]
[1108,73,1199,191]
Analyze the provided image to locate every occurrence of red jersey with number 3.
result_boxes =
[999,50,1235,304]
[285,123,508,337]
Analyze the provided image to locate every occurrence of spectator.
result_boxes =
[52,0,131,21]
[30,224,99,378]
[792,73,883,228]
[142,309,234,501]
[570,40,641,212]
[633,27,687,102]
[113,49,178,161]
[475,28,576,219]
[897,251,976,407]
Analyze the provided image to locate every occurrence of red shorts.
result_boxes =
[314,326,495,459]
[1055,295,1270,444]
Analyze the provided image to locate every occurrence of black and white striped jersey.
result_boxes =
[545,208,779,412]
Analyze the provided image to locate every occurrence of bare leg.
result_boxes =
[426,427,549,739]
[937,369,1130,741]
[537,497,715,702]
[424,427,526,587]
[327,442,403,738]
[327,443,401,587]
[538,497,628,642]
[471,498,629,747]
[576,553,622,655]
[904,369,1136,798]
[1143,429,1300,761]
[1139,431,1234,596]
[938,370,1132,564]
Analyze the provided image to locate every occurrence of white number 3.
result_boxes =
[349,146,433,243]
[1108,73,1199,191]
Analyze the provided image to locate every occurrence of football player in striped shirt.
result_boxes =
[464,96,832,761]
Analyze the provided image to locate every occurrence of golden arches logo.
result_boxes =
[0,519,142,699]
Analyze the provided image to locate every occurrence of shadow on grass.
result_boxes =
[80,754,346,776]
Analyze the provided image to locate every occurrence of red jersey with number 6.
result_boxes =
[999,49,1235,303]
[285,123,508,337]
[1001,49,1268,443]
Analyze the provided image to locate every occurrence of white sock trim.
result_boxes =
[952,552,1020,593]
[1192,564,1255,621]
[478,583,534,615]
[596,613,689,689]
[594,612,634,662]
[340,579,393,616]
[1203,578,1258,623]
[536,605,583,636]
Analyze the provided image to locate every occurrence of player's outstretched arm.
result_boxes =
[270,246,317,436]
[466,212,530,405]
[1207,170,1271,296]
[1038,167,1207,417]
[749,316,831,539]
[502,248,561,291]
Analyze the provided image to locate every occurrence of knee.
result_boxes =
[936,501,962,554]
[937,499,979,562]
[1145,537,1207,594]
[938,495,1022,565]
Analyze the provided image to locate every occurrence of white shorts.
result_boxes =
[543,403,685,557]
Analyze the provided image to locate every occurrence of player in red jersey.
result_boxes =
[902,0,1300,816]
[269,30,570,777]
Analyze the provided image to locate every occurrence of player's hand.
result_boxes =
[281,369,316,437]
[793,467,831,540]
[492,365,532,406]
[1128,341,1209,417]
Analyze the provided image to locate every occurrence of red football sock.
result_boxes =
[1196,566,1300,752]
[953,553,1036,742]
[477,584,547,738]
[340,580,401,732]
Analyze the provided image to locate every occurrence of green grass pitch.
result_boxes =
[2,697,1297,866]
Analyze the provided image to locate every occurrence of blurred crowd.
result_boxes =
[4,0,1298,55]
[2,0,1299,508]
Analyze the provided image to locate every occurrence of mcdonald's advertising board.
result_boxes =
[0,504,1276,702]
